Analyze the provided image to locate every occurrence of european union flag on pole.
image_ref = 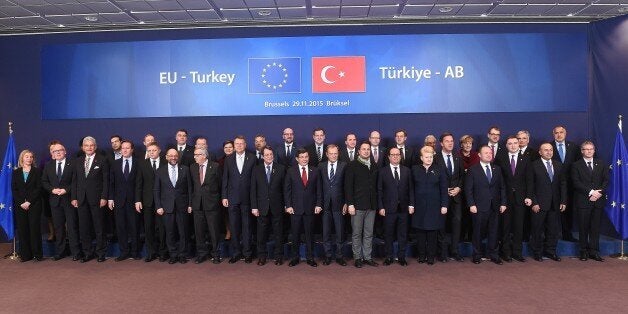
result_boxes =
[605,116,628,240]
[0,124,16,240]
[248,57,301,94]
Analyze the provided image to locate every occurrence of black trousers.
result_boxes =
[114,202,139,256]
[322,209,343,258]
[15,204,43,259]
[291,214,313,259]
[78,202,107,258]
[577,206,602,254]
[257,208,284,258]
[439,198,462,257]
[530,208,560,256]
[228,204,252,258]
[143,205,168,257]
[194,209,221,258]
[164,209,189,258]
[384,208,408,259]
[417,229,437,259]
[51,203,80,257]
[471,209,499,259]
[500,196,526,258]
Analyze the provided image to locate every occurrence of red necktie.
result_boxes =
[301,167,307,186]
[199,164,205,185]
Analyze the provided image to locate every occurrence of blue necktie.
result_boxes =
[266,165,271,183]
[485,164,492,182]
[546,161,554,182]
[329,163,335,181]
[558,143,565,163]
[446,154,453,175]
[124,159,130,180]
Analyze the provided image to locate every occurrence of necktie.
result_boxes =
[485,164,492,182]
[587,161,593,173]
[152,160,157,171]
[373,148,379,163]
[286,145,291,158]
[400,147,405,162]
[349,150,354,161]
[519,149,523,158]
[510,155,516,175]
[329,163,335,181]
[199,164,205,185]
[257,152,261,160]
[170,165,177,186]
[317,146,322,161]
[179,146,183,152]
[394,166,399,182]
[124,159,130,179]
[266,165,271,183]
[558,143,565,163]
[546,161,554,182]
[490,145,495,161]
[57,161,62,180]
[237,155,243,174]
[301,167,307,186]
[84,156,91,178]
[446,154,453,175]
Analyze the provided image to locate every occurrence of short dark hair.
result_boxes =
[439,132,454,143]
[223,140,234,147]
[296,147,309,158]
[313,127,325,135]
[110,135,121,141]
[395,129,407,137]
[120,140,134,149]
[176,129,188,136]
[487,126,500,134]
[506,135,518,141]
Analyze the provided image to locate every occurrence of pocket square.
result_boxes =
[94,166,100,169]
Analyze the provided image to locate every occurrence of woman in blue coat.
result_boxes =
[412,146,449,265]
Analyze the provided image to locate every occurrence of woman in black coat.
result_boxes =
[12,149,43,262]
[412,146,449,265]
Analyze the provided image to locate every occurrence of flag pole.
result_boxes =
[611,115,628,260]
[3,122,18,260]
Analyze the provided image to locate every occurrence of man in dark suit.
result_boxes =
[516,130,539,161]
[154,148,192,264]
[485,126,507,163]
[525,143,567,262]
[497,135,530,262]
[284,148,322,267]
[378,147,414,266]
[319,144,347,266]
[305,127,328,167]
[71,136,109,263]
[369,130,386,169]
[251,146,286,266]
[134,141,168,262]
[108,140,140,261]
[222,135,256,263]
[42,142,80,261]
[139,134,156,159]
[345,141,379,268]
[551,125,579,242]
[571,141,609,262]
[338,133,358,163]
[275,128,297,168]
[169,129,194,167]
[107,135,123,165]
[253,134,267,164]
[104,134,123,242]
[464,145,507,265]
[433,132,465,262]
[392,129,416,168]
[190,147,222,264]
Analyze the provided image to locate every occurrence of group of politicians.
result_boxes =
[10,124,609,268]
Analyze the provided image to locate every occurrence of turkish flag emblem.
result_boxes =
[312,56,366,93]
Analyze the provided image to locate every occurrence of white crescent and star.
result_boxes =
[321,65,345,85]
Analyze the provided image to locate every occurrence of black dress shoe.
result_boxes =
[97,256,106,262]
[144,254,156,262]
[212,257,222,264]
[452,254,464,262]
[274,257,283,266]
[472,257,481,264]
[72,254,83,261]
[512,255,526,262]
[417,257,426,264]
[544,253,561,262]
[33,256,44,262]
[427,258,435,265]
[491,257,503,265]
[533,255,543,262]
[383,258,394,266]
[579,252,588,261]
[591,254,604,262]
[398,258,408,266]
[257,257,267,266]
[288,258,300,267]
[244,256,253,264]
[439,256,448,263]
[132,255,142,260]
[502,256,513,263]
[322,257,332,265]
[228,255,242,264]
[363,259,379,267]
[80,255,94,263]
[306,259,318,267]
[159,255,169,262]
[168,257,178,264]
[195,256,208,264]
[179,257,188,264]
[336,258,347,266]
[354,259,363,268]
[115,255,129,262]
[52,255,64,261]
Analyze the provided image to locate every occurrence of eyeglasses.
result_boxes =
[51,149,65,153]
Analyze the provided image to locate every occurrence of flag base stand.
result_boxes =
[2,238,19,261]
[611,240,628,260]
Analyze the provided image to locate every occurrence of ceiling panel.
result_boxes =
[401,4,433,15]
[178,0,213,10]
[245,0,277,8]
[0,6,36,17]
[275,0,306,6]
[148,0,183,11]
[490,4,526,14]
[576,4,618,14]
[457,4,491,15]
[342,0,372,5]
[44,14,84,24]
[517,4,555,15]
[2,16,53,26]
[84,2,121,14]
[545,4,586,15]
[220,8,252,20]
[46,0,80,4]
[212,0,247,9]
[250,7,280,19]
[341,5,369,16]
[311,6,340,17]
[56,3,95,14]
[13,0,48,5]
[100,12,136,23]
[187,9,220,20]
[561,0,591,3]
[372,0,405,4]
[131,11,166,21]
[160,10,193,21]
[369,4,400,16]
[430,4,462,15]
[277,6,307,18]
[117,1,154,11]
[312,0,341,6]
[502,0,557,4]
[24,5,66,15]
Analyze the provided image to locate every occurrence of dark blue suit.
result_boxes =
[319,161,346,258]
[465,162,506,260]
[275,142,297,168]
[433,151,465,258]
[109,157,140,257]
[250,162,286,258]
[221,152,256,258]
[497,153,529,258]
[378,164,414,259]
[284,165,322,259]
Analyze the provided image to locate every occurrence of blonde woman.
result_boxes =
[12,149,43,262]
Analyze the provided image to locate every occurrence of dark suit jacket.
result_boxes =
[390,145,416,169]
[519,146,540,161]
[305,143,328,167]
[41,159,74,207]
[153,163,192,213]
[377,164,414,212]
[167,143,194,167]
[109,157,138,208]
[275,142,297,168]
[221,152,256,205]
[433,151,465,203]
[483,142,508,164]
[338,146,357,164]
[250,163,286,215]
[464,163,506,212]
[135,158,167,208]
[369,146,387,169]
[551,141,579,178]
[12,167,42,209]
[284,165,322,215]
[497,153,529,206]
[344,159,378,210]
[526,159,567,211]
[71,154,109,206]
[571,158,609,209]
[190,161,222,212]
[319,161,346,212]
[411,164,448,230]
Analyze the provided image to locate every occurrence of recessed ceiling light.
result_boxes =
[618,7,628,12]
[481,13,488,17]
[138,21,145,24]
[257,10,272,16]
[567,13,574,17]
[438,6,453,13]
[57,24,65,27]
[84,15,98,22]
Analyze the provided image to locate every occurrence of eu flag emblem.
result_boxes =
[248,57,301,94]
